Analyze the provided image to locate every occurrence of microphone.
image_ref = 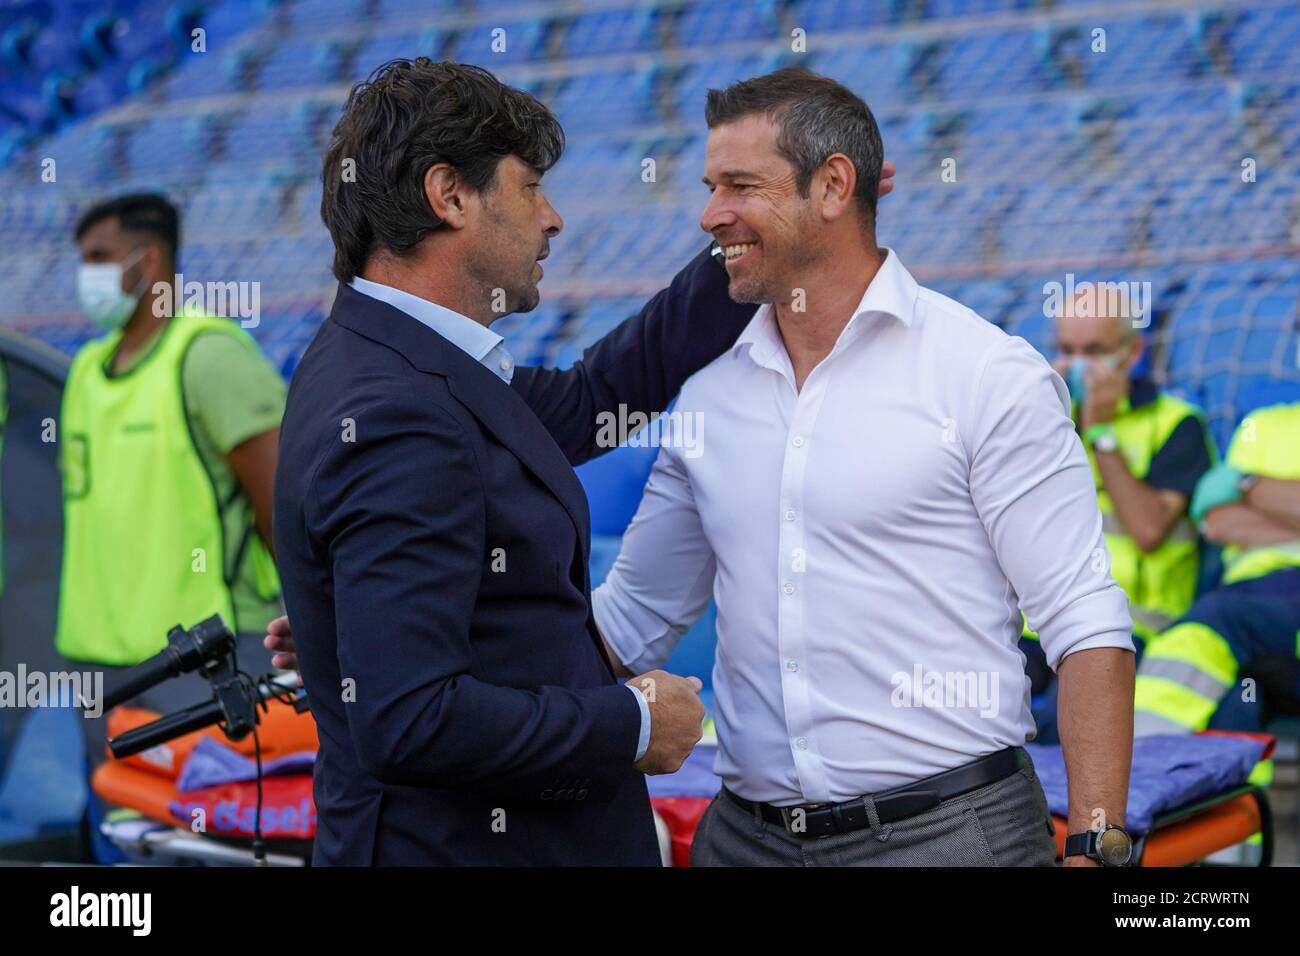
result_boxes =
[99,615,236,712]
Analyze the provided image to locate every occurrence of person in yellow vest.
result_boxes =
[1135,402,1300,785]
[1022,288,1216,742]
[58,193,285,772]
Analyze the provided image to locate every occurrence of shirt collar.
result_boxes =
[732,247,920,366]
[848,246,920,329]
[349,275,514,383]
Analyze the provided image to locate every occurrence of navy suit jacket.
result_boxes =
[274,245,753,865]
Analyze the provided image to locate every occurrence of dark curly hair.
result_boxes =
[320,58,565,282]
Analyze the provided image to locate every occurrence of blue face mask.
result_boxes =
[1065,358,1089,405]
[1063,353,1126,406]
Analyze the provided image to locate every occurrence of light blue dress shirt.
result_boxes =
[348,276,652,763]
[349,275,516,383]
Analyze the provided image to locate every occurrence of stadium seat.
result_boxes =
[0,0,1296,552]
[0,707,87,847]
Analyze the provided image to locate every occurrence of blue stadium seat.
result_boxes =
[789,0,891,32]
[450,18,547,66]
[673,2,777,49]
[561,8,656,59]
[0,707,87,847]
[0,0,1296,506]
[352,30,440,77]
[579,442,659,538]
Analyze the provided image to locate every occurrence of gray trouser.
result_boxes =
[71,630,276,771]
[691,761,1059,867]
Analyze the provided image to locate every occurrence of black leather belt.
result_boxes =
[722,746,1030,839]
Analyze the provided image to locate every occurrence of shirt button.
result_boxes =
[795,737,808,750]
[499,358,512,371]
[782,583,794,595]
[785,659,799,672]
[792,436,805,448]
[784,509,796,521]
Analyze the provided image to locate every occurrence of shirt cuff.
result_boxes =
[627,683,652,762]
[1039,591,1136,672]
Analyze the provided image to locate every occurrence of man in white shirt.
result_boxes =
[593,68,1137,867]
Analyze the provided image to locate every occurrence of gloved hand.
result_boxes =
[1190,463,1244,523]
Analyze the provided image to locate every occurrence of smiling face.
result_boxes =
[468,154,563,316]
[699,114,822,305]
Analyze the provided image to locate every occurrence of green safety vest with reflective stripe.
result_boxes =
[1134,617,1276,787]
[1085,391,1215,641]
[1134,403,1300,786]
[55,311,279,665]
[1220,402,1300,584]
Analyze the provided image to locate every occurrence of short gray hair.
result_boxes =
[1058,287,1140,340]
[704,67,883,230]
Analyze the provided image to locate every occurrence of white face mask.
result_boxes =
[77,247,146,331]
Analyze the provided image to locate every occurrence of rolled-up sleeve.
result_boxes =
[592,441,716,674]
[965,336,1135,671]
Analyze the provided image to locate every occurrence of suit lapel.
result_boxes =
[444,367,592,567]
[329,283,591,568]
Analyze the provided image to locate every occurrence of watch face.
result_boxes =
[1098,826,1132,866]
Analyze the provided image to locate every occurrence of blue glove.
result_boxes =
[1190,463,1244,524]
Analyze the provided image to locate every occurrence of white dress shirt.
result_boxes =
[347,275,652,760]
[592,248,1133,805]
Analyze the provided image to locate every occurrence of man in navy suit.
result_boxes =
[272,59,752,865]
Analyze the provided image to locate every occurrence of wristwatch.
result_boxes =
[1082,424,1119,454]
[1065,824,1133,866]
[1238,472,1261,499]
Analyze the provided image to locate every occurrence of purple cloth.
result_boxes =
[176,736,316,792]
[1027,734,1267,834]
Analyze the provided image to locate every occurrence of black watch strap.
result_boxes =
[1066,825,1133,866]
[1064,830,1096,859]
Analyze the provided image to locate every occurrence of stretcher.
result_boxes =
[91,698,317,866]
[1035,731,1276,866]
[93,701,1275,867]
[1049,784,1272,866]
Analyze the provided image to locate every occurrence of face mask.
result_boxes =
[1064,352,1125,406]
[77,247,146,331]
